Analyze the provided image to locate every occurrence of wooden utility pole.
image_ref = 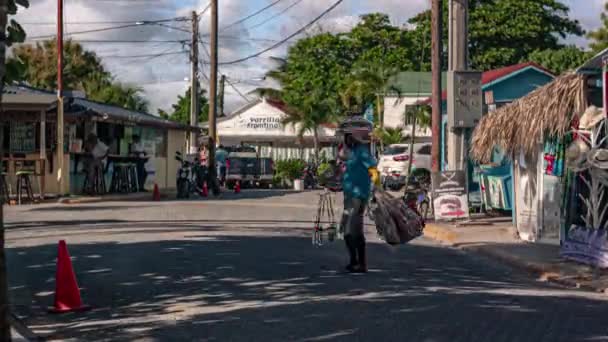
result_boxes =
[0,1,10,338]
[56,0,65,194]
[189,11,199,153]
[431,0,443,173]
[208,0,218,173]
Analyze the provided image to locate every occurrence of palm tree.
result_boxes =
[405,105,431,174]
[281,94,338,164]
[375,126,406,146]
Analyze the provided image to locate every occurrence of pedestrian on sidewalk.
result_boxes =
[338,121,379,273]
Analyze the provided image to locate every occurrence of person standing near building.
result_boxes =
[85,133,109,194]
[130,135,148,192]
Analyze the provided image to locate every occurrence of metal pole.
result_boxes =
[56,0,64,195]
[431,0,443,173]
[190,10,199,153]
[208,0,218,173]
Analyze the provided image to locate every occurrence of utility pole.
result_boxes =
[56,0,65,195]
[208,0,218,178]
[189,10,199,154]
[218,74,226,117]
[430,0,443,173]
[447,0,469,170]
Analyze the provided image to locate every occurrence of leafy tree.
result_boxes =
[408,0,583,71]
[588,2,608,53]
[11,39,109,90]
[159,86,209,125]
[10,39,149,112]
[376,127,406,146]
[1,1,29,339]
[527,46,591,75]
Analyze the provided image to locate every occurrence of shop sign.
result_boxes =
[432,170,470,220]
[239,116,282,130]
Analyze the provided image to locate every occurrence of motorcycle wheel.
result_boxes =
[418,201,430,221]
[177,180,189,199]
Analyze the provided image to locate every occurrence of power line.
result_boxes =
[198,2,211,17]
[247,0,305,31]
[26,39,188,44]
[221,0,286,31]
[99,51,187,59]
[211,0,344,66]
[225,78,252,102]
[154,22,191,34]
[21,16,188,26]
[28,21,178,40]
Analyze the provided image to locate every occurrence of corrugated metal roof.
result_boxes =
[3,84,197,131]
[385,72,448,95]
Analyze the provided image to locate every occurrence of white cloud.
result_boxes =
[11,0,602,114]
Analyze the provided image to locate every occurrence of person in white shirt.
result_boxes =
[130,135,148,191]
[85,134,108,194]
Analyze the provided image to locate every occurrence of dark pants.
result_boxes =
[341,195,367,270]
[136,159,147,191]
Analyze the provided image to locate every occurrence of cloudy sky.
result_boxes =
[13,0,606,114]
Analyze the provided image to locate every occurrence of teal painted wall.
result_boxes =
[484,69,554,103]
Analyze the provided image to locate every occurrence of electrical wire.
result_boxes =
[225,78,252,102]
[21,16,188,26]
[154,22,191,34]
[221,0,286,31]
[99,51,187,59]
[29,22,162,40]
[198,2,211,18]
[247,0,305,31]
[26,39,188,44]
[209,0,344,66]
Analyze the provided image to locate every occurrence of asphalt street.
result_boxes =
[4,190,608,341]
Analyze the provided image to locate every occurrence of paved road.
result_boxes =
[5,190,608,341]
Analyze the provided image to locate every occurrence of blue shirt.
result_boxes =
[216,149,228,165]
[342,144,377,201]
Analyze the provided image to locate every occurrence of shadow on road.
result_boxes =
[7,234,608,341]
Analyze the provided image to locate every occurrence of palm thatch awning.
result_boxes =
[470,73,587,163]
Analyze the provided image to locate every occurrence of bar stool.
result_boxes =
[16,170,35,205]
[126,163,139,192]
[110,163,131,193]
[83,165,106,195]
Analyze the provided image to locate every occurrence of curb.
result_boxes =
[423,223,459,245]
[422,223,608,293]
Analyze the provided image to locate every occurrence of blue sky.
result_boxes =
[13,0,604,113]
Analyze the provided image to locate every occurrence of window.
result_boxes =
[383,146,408,155]
[417,145,431,155]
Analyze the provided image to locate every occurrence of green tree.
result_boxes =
[11,39,109,90]
[376,127,406,146]
[10,39,149,112]
[588,2,608,53]
[1,1,29,339]
[159,86,209,125]
[408,0,583,71]
[527,46,591,75]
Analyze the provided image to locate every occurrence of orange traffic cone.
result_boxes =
[202,182,208,197]
[152,183,160,201]
[49,240,90,313]
[234,181,241,194]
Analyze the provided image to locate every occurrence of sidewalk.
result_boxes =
[58,190,174,204]
[424,217,608,293]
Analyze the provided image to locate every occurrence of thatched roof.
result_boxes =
[470,73,587,163]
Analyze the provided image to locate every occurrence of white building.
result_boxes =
[215,97,337,161]
[383,72,446,140]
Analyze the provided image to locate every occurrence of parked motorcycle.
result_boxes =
[403,175,431,222]
[302,163,317,190]
[175,152,193,199]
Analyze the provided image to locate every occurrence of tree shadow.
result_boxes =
[7,235,608,341]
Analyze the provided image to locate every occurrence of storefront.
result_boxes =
[216,98,337,161]
[3,85,197,197]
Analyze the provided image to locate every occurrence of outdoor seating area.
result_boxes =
[0,85,200,203]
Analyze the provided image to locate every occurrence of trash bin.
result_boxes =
[294,179,304,191]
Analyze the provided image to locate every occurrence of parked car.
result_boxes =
[378,143,432,190]
[224,145,274,189]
